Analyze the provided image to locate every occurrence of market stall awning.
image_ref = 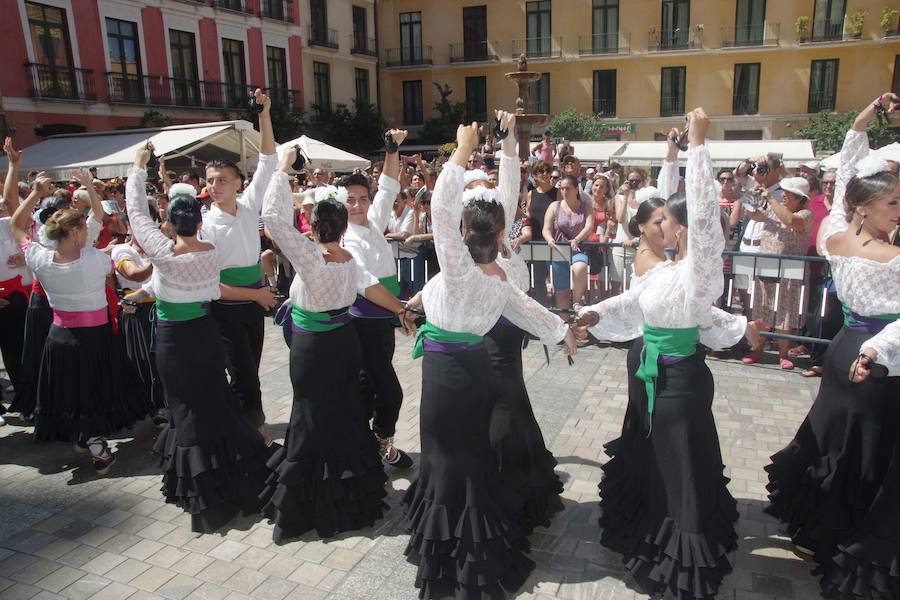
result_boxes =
[821,142,900,170]
[607,139,816,169]
[0,121,261,181]
[277,135,370,172]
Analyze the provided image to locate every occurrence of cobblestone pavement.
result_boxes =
[0,322,824,600]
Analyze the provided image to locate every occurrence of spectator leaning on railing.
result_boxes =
[742,176,815,370]
[542,175,595,311]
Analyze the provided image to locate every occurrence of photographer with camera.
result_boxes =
[608,168,647,294]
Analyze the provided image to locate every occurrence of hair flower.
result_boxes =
[462,186,502,206]
[855,154,889,179]
[314,185,349,205]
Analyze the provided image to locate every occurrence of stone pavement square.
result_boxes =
[0,322,823,599]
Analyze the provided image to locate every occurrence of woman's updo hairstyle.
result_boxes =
[628,197,666,237]
[311,199,348,243]
[666,191,688,227]
[44,208,86,241]
[462,200,505,264]
[38,196,72,224]
[167,196,203,237]
[844,171,898,222]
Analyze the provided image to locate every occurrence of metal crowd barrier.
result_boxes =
[386,240,835,347]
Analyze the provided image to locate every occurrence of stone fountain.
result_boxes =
[505,54,548,162]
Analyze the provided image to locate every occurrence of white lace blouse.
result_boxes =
[262,171,377,312]
[494,153,531,292]
[126,168,222,303]
[421,162,567,345]
[580,145,724,335]
[817,129,900,374]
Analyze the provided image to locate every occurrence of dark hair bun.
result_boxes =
[167,196,203,237]
[311,199,348,243]
[628,215,642,238]
[462,200,505,263]
[38,196,72,224]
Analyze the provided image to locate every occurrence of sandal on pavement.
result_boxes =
[780,358,795,370]
[801,366,822,378]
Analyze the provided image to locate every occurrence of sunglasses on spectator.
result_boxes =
[550,175,560,180]
[822,181,836,186]
[719,175,735,182]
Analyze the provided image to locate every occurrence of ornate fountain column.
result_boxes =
[505,54,549,162]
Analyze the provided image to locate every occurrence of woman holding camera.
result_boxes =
[609,169,646,293]
[741,178,814,369]
[765,93,900,598]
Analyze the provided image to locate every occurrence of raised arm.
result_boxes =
[496,110,519,244]
[127,146,175,259]
[241,89,278,215]
[368,129,406,233]
[682,109,724,321]
[261,149,323,271]
[657,129,681,200]
[3,137,22,214]
[11,178,50,246]
[429,123,480,280]
[71,170,105,229]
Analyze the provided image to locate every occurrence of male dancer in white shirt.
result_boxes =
[202,89,277,436]
[339,130,413,468]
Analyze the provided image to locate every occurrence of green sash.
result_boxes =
[841,304,900,327]
[290,305,350,332]
[379,275,401,298]
[412,321,484,359]
[155,299,206,322]
[220,262,263,287]
[635,325,699,437]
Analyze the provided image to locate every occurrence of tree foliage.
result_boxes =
[139,110,173,128]
[546,108,603,141]
[308,101,385,157]
[792,111,896,154]
[420,83,466,145]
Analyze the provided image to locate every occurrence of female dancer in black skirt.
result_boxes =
[467,109,564,533]
[764,92,900,598]
[576,109,738,600]
[403,122,575,600]
[11,170,149,473]
[259,146,415,543]
[127,145,274,532]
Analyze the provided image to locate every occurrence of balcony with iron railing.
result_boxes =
[721,22,780,48]
[592,98,616,118]
[648,28,698,52]
[25,63,97,102]
[309,27,339,50]
[578,32,631,55]
[258,0,292,23]
[449,41,499,63]
[660,95,685,117]
[808,91,836,113]
[732,93,759,115]
[351,34,377,56]
[213,0,252,15]
[511,36,562,59]
[384,46,432,68]
[799,19,845,43]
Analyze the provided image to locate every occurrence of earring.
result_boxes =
[855,213,866,236]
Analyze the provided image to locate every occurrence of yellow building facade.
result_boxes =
[375,0,900,142]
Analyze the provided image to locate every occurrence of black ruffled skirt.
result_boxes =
[152,315,274,533]
[259,323,388,542]
[765,325,900,599]
[483,319,563,533]
[34,322,151,442]
[599,340,738,600]
[403,346,534,600]
[9,292,52,418]
[119,303,164,410]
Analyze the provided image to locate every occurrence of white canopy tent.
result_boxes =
[0,121,261,181]
[821,142,900,170]
[561,141,627,165]
[601,139,816,169]
[277,135,370,172]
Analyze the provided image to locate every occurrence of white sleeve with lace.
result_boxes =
[581,284,645,342]
[864,320,900,377]
[241,153,278,215]
[819,129,869,252]
[498,153,520,244]
[125,167,175,259]
[683,144,724,323]
[501,285,568,346]
[700,307,747,350]
[430,162,473,281]
[261,171,321,271]
[368,173,400,234]
[658,159,679,200]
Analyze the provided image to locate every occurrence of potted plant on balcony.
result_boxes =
[881,6,899,37]
[845,10,867,39]
[795,16,810,42]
